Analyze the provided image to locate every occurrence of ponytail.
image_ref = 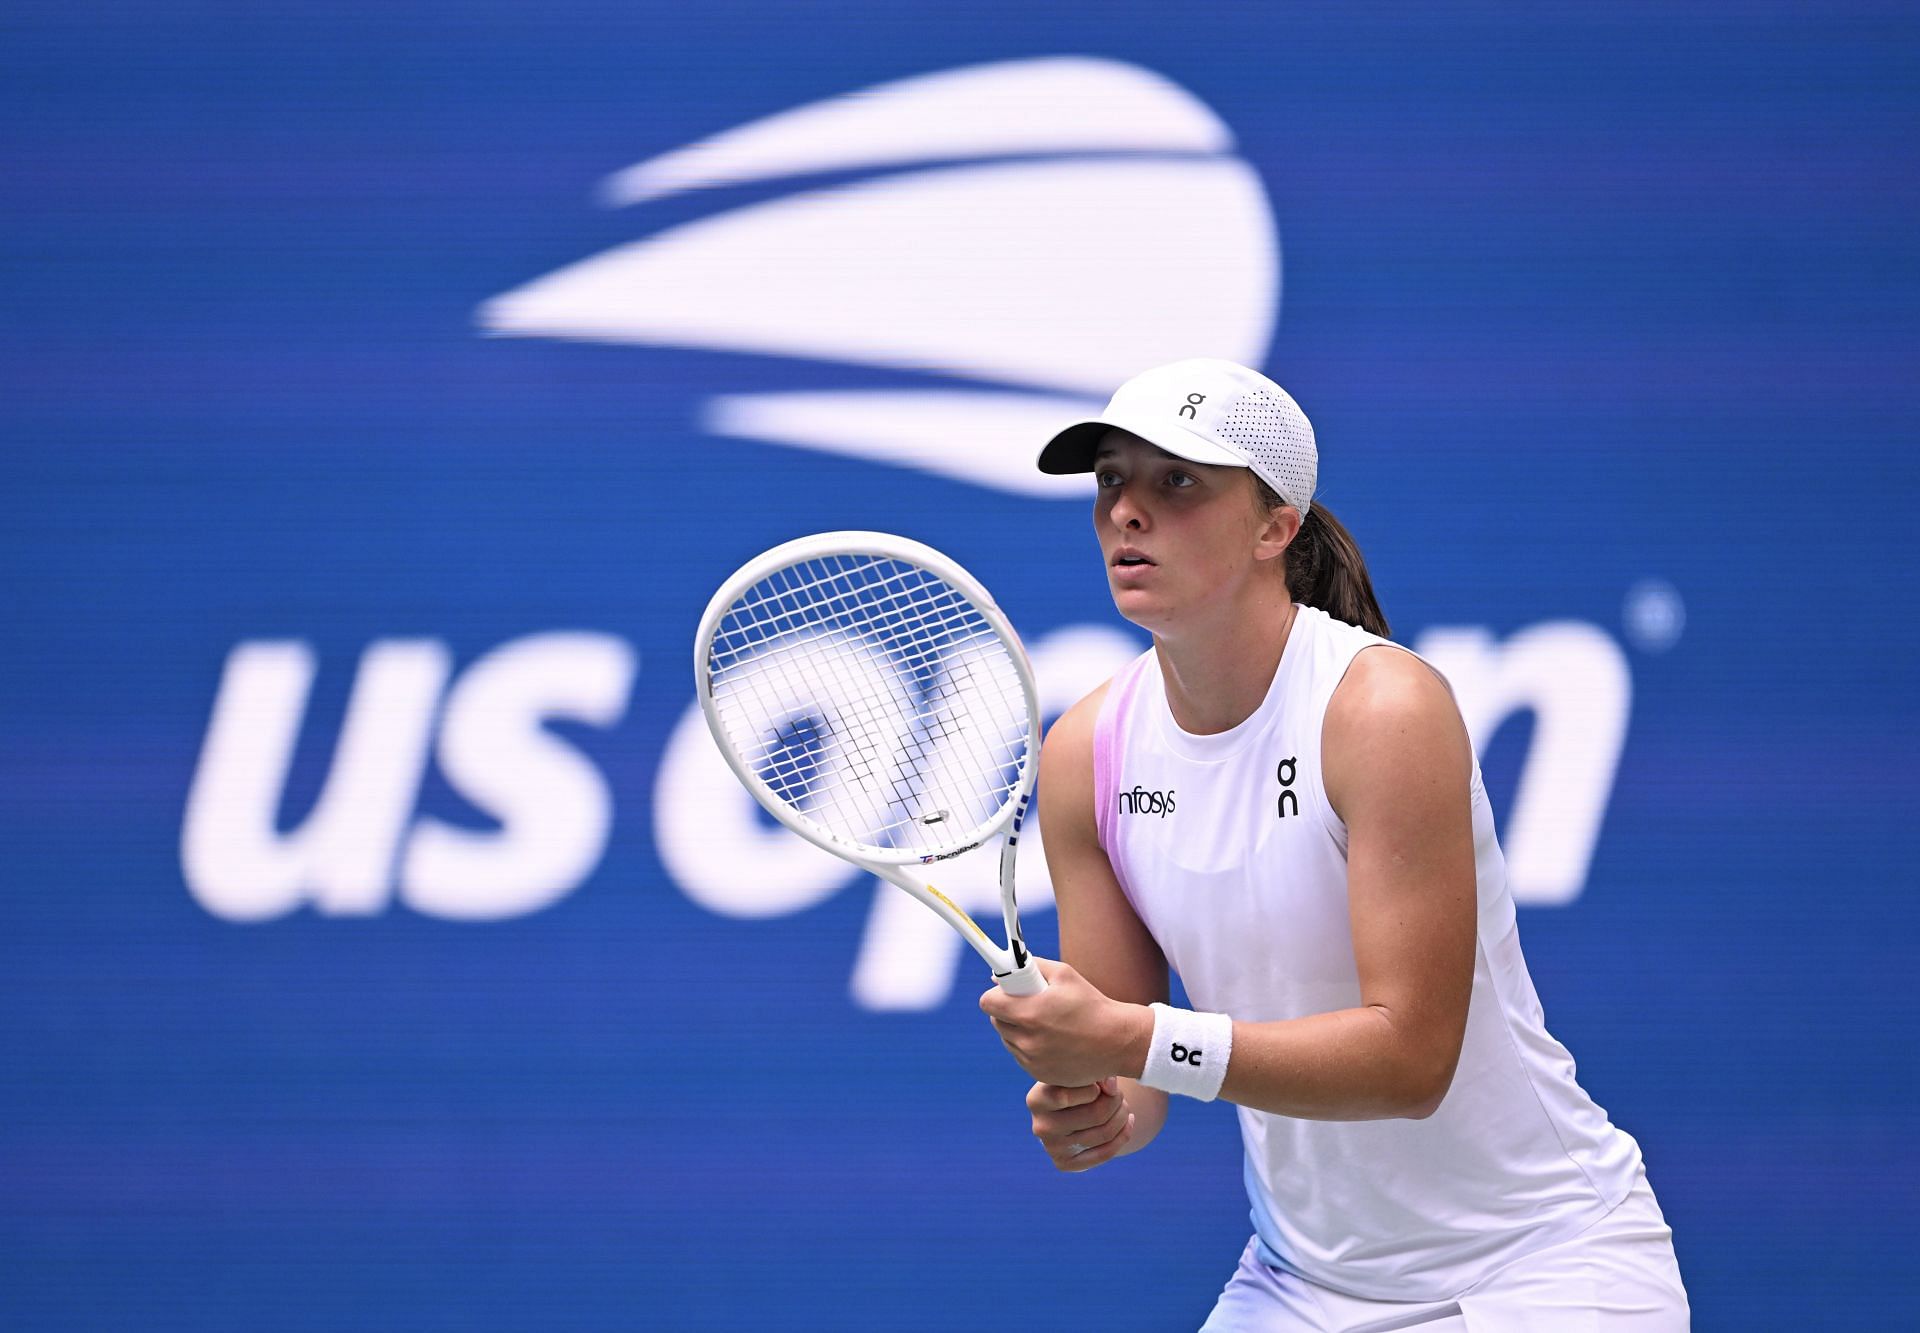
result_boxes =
[1255,479,1390,638]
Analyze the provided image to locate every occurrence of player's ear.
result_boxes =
[1253,501,1301,565]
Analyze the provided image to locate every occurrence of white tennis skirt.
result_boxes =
[1200,1166,1689,1332]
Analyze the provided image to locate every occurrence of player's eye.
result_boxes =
[1094,469,1123,488]
[1166,470,1196,488]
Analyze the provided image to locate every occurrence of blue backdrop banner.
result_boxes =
[4,3,1916,1328]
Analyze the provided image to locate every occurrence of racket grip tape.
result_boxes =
[994,958,1048,995]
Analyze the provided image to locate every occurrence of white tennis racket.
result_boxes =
[694,531,1047,996]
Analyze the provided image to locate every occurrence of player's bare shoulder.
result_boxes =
[1044,679,1111,758]
[1323,646,1472,818]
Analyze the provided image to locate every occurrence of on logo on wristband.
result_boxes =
[1142,1003,1232,1101]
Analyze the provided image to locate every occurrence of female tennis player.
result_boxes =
[978,359,1689,1329]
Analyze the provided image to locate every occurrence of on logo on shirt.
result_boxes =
[1276,755,1299,818]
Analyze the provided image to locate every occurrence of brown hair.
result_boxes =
[1254,478,1391,638]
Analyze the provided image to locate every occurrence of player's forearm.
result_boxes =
[1117,1002,1455,1121]
[1227,1005,1458,1120]
[1114,1079,1169,1155]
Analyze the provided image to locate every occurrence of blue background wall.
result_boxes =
[4,3,1916,1327]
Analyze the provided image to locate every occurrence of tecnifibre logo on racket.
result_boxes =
[476,56,1278,497]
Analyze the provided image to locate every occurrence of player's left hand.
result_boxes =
[979,958,1149,1088]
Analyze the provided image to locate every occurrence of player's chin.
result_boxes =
[1107,583,1173,630]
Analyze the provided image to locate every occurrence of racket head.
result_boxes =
[695,532,1040,868]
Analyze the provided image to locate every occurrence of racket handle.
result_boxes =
[995,957,1047,996]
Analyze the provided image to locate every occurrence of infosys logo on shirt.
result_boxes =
[1118,785,1177,817]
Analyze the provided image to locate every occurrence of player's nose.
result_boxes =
[1106,481,1150,531]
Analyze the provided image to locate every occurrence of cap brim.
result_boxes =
[1035,421,1112,474]
[1036,411,1248,475]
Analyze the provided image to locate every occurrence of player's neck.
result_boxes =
[1154,589,1299,736]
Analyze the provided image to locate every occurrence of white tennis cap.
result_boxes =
[1037,358,1318,517]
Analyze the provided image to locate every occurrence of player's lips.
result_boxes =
[1111,548,1157,583]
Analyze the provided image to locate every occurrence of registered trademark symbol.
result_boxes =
[1623,579,1685,653]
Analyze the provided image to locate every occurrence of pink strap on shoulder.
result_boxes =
[1093,653,1150,855]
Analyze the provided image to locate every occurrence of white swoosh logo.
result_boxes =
[477,57,1280,496]
[597,55,1235,205]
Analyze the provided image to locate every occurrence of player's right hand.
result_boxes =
[1027,1076,1136,1172]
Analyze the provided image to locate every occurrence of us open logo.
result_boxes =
[180,56,1638,1020]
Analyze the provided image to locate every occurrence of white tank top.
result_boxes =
[1094,605,1643,1301]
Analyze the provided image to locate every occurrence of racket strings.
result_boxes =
[710,564,998,678]
[715,662,1012,838]
[709,558,994,700]
[713,558,1027,816]
[707,554,1030,855]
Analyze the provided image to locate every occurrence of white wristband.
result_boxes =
[1138,1003,1233,1101]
